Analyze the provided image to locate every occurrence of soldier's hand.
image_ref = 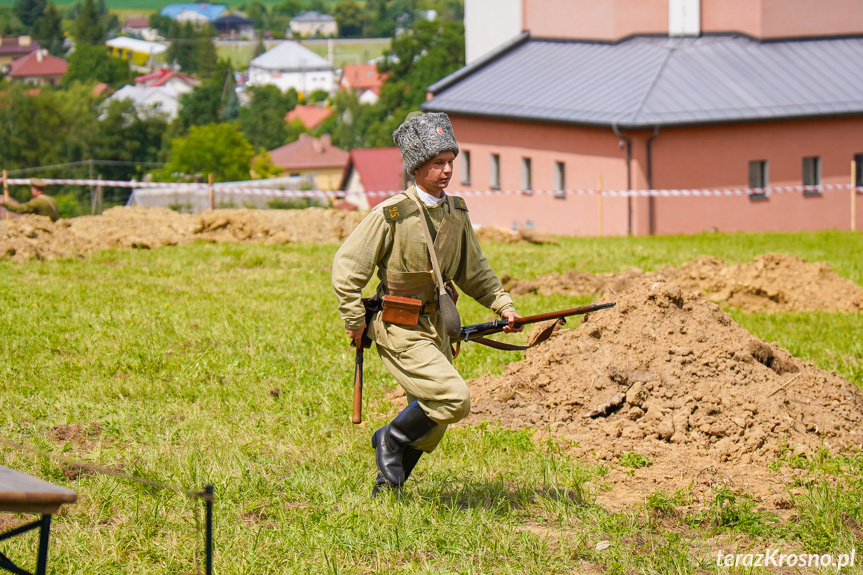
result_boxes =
[346,325,366,348]
[502,310,522,333]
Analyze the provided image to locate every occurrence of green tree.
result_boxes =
[13,0,46,30]
[251,150,283,179]
[0,8,28,35]
[32,2,65,56]
[73,0,105,45]
[178,60,238,128]
[92,99,169,184]
[166,20,195,72]
[238,84,298,151]
[378,18,464,113]
[333,0,366,38]
[159,122,255,182]
[192,25,218,77]
[149,12,173,38]
[64,44,129,87]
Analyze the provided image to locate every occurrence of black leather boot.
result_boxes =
[371,401,436,487]
[372,447,424,496]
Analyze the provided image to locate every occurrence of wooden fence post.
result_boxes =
[208,173,214,211]
[852,160,857,232]
[2,170,8,220]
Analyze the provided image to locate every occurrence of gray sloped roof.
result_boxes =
[249,40,332,71]
[423,34,863,128]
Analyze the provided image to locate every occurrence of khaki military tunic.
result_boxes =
[332,186,515,452]
[2,195,59,222]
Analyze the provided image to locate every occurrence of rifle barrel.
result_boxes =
[460,302,615,342]
[514,302,616,326]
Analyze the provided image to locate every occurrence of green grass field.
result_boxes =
[0,230,861,573]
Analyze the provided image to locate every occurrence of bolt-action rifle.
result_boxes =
[350,299,615,423]
[456,302,616,353]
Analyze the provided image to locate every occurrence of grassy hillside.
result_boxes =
[0,229,861,573]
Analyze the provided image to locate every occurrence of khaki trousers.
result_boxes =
[374,318,470,453]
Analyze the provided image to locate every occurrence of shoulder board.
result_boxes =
[380,196,418,222]
[452,196,468,211]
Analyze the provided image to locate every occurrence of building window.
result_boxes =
[802,156,821,195]
[554,161,566,198]
[748,160,768,199]
[521,157,532,192]
[461,150,471,185]
[490,153,500,189]
[855,154,863,187]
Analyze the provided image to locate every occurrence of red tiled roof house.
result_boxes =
[8,50,68,86]
[267,134,349,191]
[339,147,406,209]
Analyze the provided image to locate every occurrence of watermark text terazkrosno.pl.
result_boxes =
[716,549,856,569]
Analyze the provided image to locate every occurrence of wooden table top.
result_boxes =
[0,466,77,515]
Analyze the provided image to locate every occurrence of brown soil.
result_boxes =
[0,207,366,262]
[505,253,863,313]
[463,279,863,509]
[474,226,559,245]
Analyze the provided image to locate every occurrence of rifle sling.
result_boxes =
[470,318,563,352]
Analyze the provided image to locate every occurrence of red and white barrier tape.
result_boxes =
[3,178,861,198]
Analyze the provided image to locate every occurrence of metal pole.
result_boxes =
[205,485,214,575]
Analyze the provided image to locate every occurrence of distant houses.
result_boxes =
[267,134,348,191]
[248,41,334,95]
[285,104,332,131]
[159,3,227,23]
[7,49,67,86]
[340,147,405,210]
[121,16,159,41]
[106,37,167,67]
[0,36,39,68]
[289,11,338,38]
[339,64,385,105]
[105,69,199,120]
[212,13,255,40]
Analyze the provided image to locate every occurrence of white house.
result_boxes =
[105,84,182,120]
[248,40,334,95]
[289,11,338,38]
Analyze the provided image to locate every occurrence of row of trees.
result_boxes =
[5,0,120,55]
[0,10,465,217]
[234,0,463,39]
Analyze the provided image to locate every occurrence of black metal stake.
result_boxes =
[204,485,213,575]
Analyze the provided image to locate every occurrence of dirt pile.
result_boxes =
[466,279,863,470]
[505,253,863,313]
[0,207,365,262]
[474,226,559,245]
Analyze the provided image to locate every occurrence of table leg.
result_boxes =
[35,515,51,575]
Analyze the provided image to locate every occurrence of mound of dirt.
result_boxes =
[465,279,863,471]
[505,253,863,313]
[474,226,559,245]
[0,207,366,262]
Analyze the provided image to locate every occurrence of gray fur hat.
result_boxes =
[392,112,459,174]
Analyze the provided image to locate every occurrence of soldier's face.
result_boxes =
[415,151,455,197]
